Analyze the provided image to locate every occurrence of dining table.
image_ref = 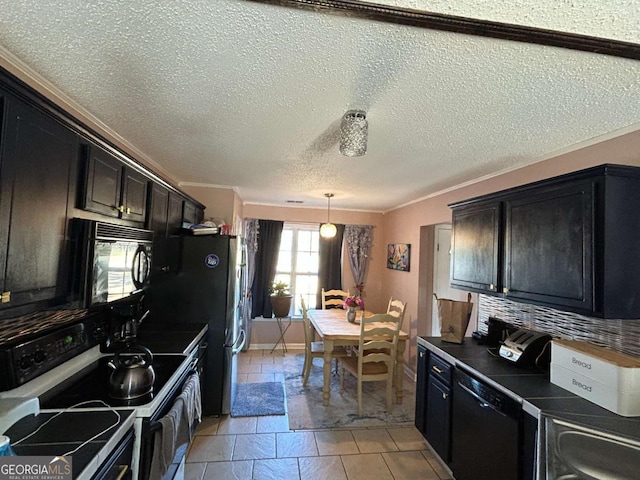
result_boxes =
[307,308,409,406]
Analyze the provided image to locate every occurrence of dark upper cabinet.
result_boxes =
[450,164,640,319]
[167,192,184,235]
[182,201,197,225]
[82,144,148,223]
[121,167,148,222]
[503,181,593,311]
[182,200,204,226]
[450,200,501,293]
[148,186,206,237]
[148,182,170,236]
[0,88,78,310]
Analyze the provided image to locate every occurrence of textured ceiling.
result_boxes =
[0,0,639,211]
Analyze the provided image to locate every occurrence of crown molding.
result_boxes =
[248,0,640,60]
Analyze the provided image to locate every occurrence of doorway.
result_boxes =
[431,224,460,335]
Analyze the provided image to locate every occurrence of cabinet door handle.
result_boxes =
[114,465,128,480]
[1,291,10,303]
[442,392,448,400]
[490,283,494,291]
[118,205,125,213]
[126,207,131,214]
[432,366,443,374]
[503,287,509,294]
[419,351,425,358]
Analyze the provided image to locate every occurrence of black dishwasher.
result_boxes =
[451,367,522,480]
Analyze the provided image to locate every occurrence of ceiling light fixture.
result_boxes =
[320,193,337,238]
[339,110,367,157]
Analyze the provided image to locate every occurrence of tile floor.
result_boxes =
[186,349,453,480]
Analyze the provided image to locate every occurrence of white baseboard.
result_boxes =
[245,343,305,351]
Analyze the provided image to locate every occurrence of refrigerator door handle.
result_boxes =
[232,329,246,354]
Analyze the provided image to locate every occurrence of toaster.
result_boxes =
[499,328,552,368]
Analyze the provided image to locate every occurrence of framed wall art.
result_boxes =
[387,243,411,272]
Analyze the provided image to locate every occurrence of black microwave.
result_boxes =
[69,219,154,308]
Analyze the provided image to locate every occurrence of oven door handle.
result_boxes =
[232,329,246,354]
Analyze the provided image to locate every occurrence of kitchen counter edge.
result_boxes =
[417,336,640,443]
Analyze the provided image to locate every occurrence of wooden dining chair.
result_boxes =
[321,288,350,309]
[339,312,402,416]
[386,298,407,326]
[300,297,348,386]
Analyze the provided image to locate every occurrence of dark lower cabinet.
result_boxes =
[0,88,78,310]
[425,375,451,462]
[416,346,454,465]
[414,344,428,434]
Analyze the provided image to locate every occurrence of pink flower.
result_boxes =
[343,296,365,309]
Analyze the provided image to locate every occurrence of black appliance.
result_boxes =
[0,310,108,390]
[472,317,517,347]
[499,328,552,368]
[39,352,196,480]
[40,354,186,409]
[451,367,522,480]
[146,234,245,415]
[1,312,199,480]
[69,219,154,308]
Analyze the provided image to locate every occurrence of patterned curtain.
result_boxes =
[242,218,259,350]
[345,225,373,295]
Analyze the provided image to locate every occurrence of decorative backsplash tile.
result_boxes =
[477,295,640,358]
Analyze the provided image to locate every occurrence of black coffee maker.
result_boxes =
[104,292,149,348]
[472,317,517,347]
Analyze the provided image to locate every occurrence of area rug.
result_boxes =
[284,353,415,430]
[231,382,286,417]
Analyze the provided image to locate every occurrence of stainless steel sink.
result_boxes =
[546,417,640,480]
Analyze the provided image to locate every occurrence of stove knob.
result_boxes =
[19,354,33,370]
[33,350,46,364]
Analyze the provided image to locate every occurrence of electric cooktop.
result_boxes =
[39,354,187,409]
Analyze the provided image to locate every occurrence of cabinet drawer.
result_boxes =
[428,354,453,386]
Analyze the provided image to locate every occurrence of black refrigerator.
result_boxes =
[146,234,245,415]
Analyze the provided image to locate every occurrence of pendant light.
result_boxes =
[340,110,367,157]
[320,193,337,238]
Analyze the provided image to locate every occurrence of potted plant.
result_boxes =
[269,281,293,318]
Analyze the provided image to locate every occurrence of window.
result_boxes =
[274,223,320,315]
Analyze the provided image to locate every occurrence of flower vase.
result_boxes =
[347,308,357,323]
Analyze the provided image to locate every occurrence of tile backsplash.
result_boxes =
[477,294,640,358]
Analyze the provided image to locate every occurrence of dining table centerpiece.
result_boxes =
[343,295,365,323]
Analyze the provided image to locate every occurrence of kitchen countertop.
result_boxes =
[6,409,136,480]
[418,336,640,443]
[107,322,208,355]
